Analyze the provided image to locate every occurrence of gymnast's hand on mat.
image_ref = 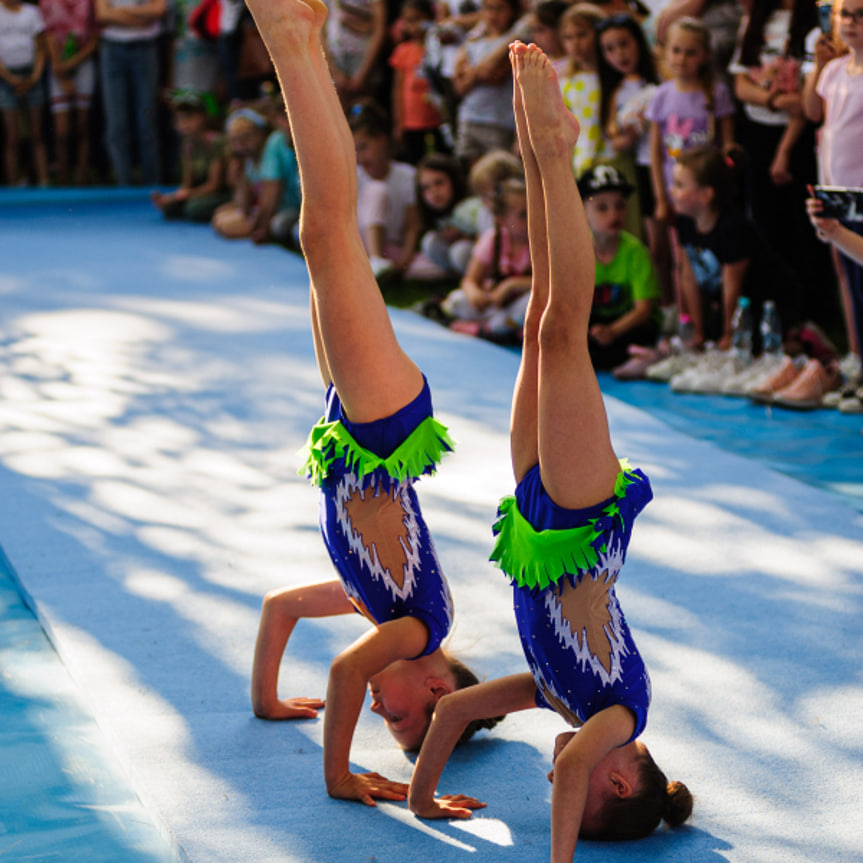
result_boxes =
[258,696,326,720]
[411,793,486,820]
[326,771,409,806]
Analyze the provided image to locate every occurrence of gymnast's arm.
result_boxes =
[251,579,352,719]
[409,672,538,818]
[323,616,429,805]
[550,705,635,863]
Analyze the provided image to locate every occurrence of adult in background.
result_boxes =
[94,0,166,185]
[728,0,831,324]
[40,0,99,186]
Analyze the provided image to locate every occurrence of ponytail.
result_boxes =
[581,747,693,841]
[663,779,694,827]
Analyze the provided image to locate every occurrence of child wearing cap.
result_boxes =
[578,164,661,370]
[212,106,302,245]
[151,91,230,222]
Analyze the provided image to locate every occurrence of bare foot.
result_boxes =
[510,44,528,150]
[246,0,328,47]
[511,41,580,161]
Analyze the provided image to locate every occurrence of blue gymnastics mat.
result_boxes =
[597,374,863,513]
[0,191,861,863]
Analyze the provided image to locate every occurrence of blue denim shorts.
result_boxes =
[0,68,45,111]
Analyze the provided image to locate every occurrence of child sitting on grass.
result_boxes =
[151,92,230,223]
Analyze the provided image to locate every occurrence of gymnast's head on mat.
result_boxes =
[368,650,503,752]
[547,729,693,841]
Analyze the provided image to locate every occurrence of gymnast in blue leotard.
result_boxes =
[408,42,692,857]
[247,0,491,811]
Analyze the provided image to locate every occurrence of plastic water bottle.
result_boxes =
[62,33,78,61]
[760,299,783,356]
[677,314,696,351]
[730,297,753,365]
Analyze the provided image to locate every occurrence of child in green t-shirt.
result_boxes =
[578,165,660,370]
[151,92,230,223]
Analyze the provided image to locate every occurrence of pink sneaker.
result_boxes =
[772,359,841,410]
[449,319,482,336]
[613,347,662,380]
[749,355,800,403]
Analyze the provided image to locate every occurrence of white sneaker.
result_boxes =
[839,352,861,383]
[723,353,784,397]
[369,256,394,278]
[671,349,734,394]
[838,388,863,414]
[646,350,697,382]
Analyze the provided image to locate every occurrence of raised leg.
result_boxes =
[509,43,547,484]
[511,43,620,509]
[246,0,423,423]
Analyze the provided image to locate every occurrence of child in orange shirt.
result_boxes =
[390,0,447,164]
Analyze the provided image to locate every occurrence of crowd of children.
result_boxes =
[2,0,862,413]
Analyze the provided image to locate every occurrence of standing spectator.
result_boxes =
[0,0,49,186]
[169,0,219,104]
[655,0,744,87]
[598,14,663,285]
[324,0,388,107]
[647,12,735,323]
[40,0,98,186]
[390,0,446,163]
[452,0,520,166]
[558,3,608,178]
[729,0,826,323]
[647,16,736,223]
[529,0,569,76]
[218,0,245,103]
[803,0,863,388]
[596,12,660,253]
[94,0,166,185]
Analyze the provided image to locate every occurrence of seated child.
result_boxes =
[350,99,432,278]
[578,164,660,370]
[440,176,532,341]
[212,106,302,245]
[416,151,475,275]
[671,145,802,351]
[151,91,230,223]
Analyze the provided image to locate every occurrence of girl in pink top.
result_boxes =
[441,176,532,341]
[39,0,98,185]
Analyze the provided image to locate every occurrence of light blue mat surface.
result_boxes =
[0,193,861,862]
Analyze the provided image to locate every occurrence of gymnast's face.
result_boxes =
[368,660,448,751]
